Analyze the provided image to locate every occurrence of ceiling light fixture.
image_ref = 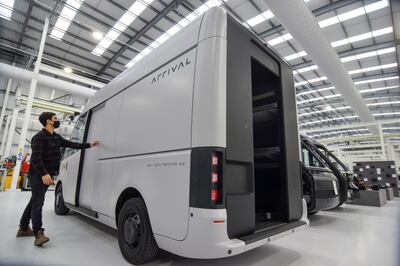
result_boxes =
[63,67,73,73]
[92,31,103,40]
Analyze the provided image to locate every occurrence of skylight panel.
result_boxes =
[318,16,339,28]
[359,85,399,93]
[372,27,393,37]
[294,64,319,74]
[354,76,398,85]
[331,39,350,48]
[298,106,350,117]
[348,63,398,75]
[342,49,384,62]
[377,47,396,55]
[297,93,341,104]
[267,33,292,46]
[167,25,182,36]
[308,128,369,138]
[285,27,393,61]
[296,86,335,96]
[125,0,223,68]
[129,0,148,16]
[294,47,396,75]
[247,15,266,27]
[365,0,389,13]
[295,76,327,87]
[266,1,389,46]
[50,0,82,40]
[346,32,373,44]
[155,33,170,44]
[0,0,13,20]
[373,112,400,116]
[367,100,400,106]
[141,47,152,55]
[337,7,365,22]
[245,0,311,28]
[92,0,154,56]
[246,10,274,27]
[118,13,136,28]
[284,51,308,61]
[149,41,160,49]
[300,115,358,126]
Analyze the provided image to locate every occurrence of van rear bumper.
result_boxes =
[154,200,309,259]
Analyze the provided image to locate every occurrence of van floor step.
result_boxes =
[238,220,307,245]
[255,221,285,232]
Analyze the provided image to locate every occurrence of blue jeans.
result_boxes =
[19,172,49,233]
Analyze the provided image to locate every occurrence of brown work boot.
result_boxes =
[16,226,34,237]
[34,230,49,246]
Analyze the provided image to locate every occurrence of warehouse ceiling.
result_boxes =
[0,0,399,140]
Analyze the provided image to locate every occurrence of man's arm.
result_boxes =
[60,135,99,149]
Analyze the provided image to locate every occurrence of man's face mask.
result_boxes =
[53,120,60,128]
[53,120,60,129]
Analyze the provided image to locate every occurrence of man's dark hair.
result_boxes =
[39,112,56,127]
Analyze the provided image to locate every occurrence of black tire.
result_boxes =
[54,184,69,215]
[117,198,158,265]
[308,211,318,216]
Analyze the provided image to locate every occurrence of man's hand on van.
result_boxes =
[42,174,54,186]
[90,140,100,147]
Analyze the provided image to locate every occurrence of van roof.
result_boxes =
[82,7,227,114]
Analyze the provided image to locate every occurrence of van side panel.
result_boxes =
[280,63,302,220]
[83,95,122,216]
[114,48,196,156]
[191,36,227,148]
[110,150,191,241]
[83,18,203,113]
[106,49,197,241]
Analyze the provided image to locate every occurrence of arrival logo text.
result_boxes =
[151,58,191,84]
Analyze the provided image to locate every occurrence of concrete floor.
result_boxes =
[0,191,399,266]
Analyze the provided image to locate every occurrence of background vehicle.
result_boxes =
[301,140,340,214]
[301,135,361,203]
[54,8,308,265]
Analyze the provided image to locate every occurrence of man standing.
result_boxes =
[16,112,99,246]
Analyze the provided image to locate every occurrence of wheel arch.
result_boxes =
[115,187,144,227]
[55,180,62,193]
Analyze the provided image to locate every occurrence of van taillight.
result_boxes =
[211,152,222,204]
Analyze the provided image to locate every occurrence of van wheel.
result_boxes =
[54,184,69,215]
[118,198,158,265]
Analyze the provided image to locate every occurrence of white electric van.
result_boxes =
[54,7,309,265]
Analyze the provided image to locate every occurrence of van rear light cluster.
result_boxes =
[211,152,222,204]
